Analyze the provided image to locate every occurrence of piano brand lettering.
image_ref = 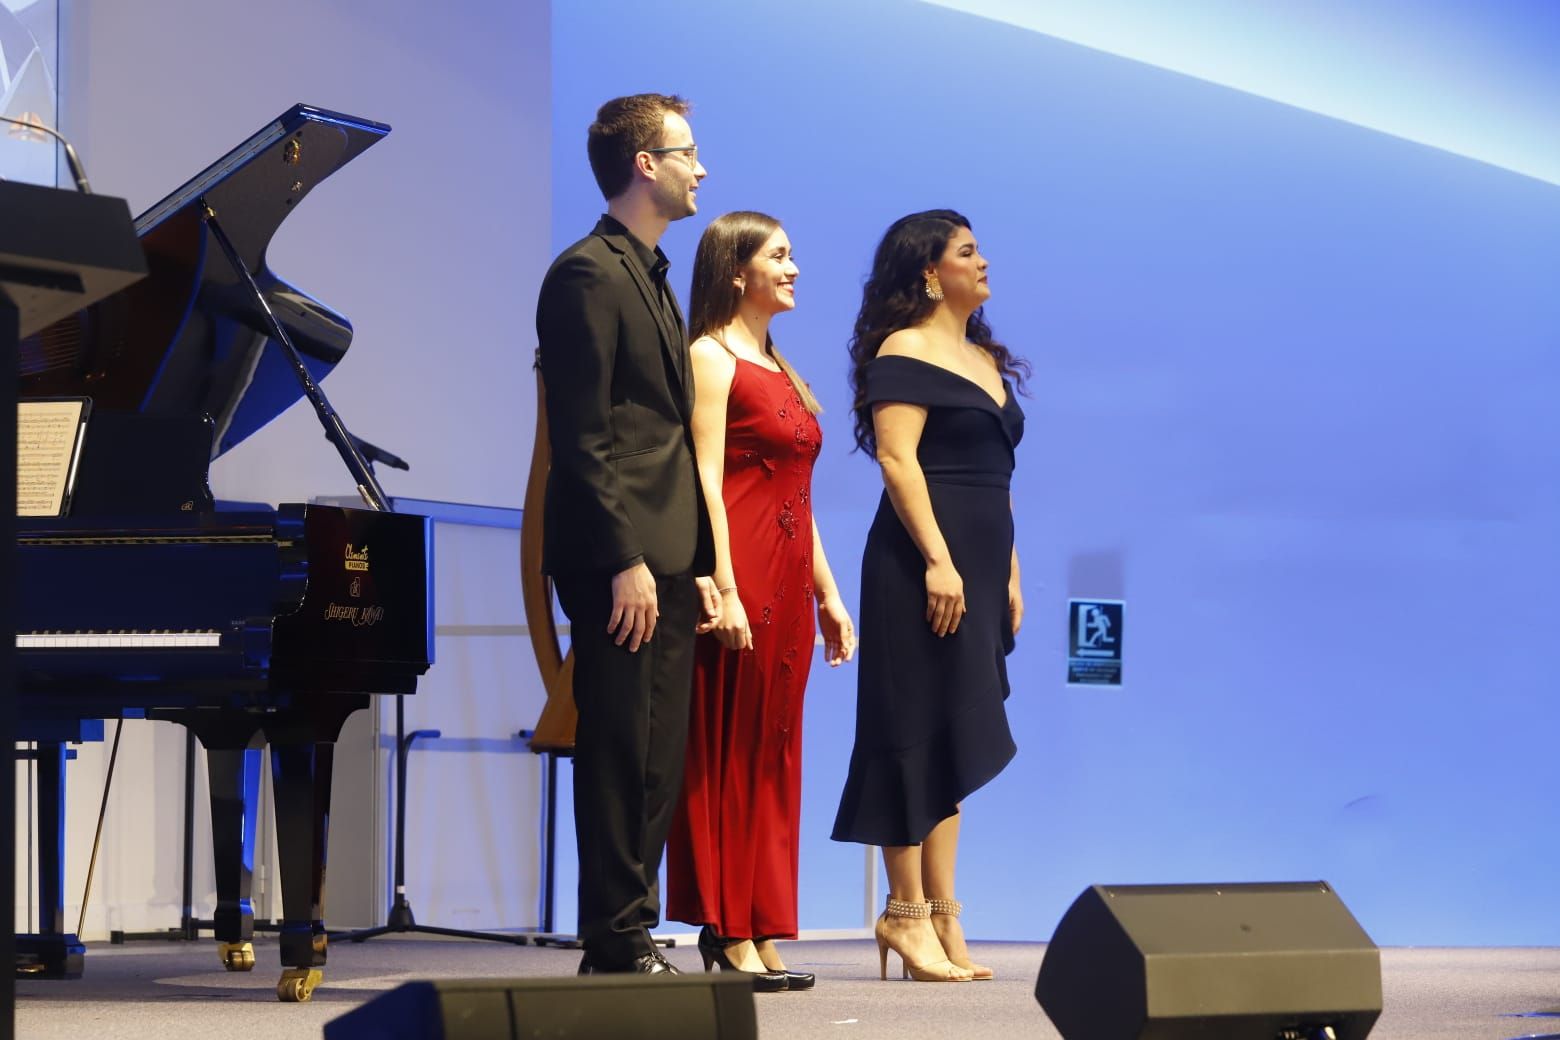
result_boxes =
[344,543,370,571]
[323,602,385,627]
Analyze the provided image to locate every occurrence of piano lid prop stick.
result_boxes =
[198,199,389,512]
[77,719,125,937]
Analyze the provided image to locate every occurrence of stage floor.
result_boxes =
[15,937,1560,1039]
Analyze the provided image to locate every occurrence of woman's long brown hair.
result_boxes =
[688,210,822,415]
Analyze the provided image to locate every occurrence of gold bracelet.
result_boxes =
[717,585,738,595]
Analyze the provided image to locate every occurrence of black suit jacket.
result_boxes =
[536,217,714,578]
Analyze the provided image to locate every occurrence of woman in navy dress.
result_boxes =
[832,210,1027,982]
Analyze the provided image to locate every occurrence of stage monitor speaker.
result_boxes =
[324,972,757,1040]
[1036,882,1381,1040]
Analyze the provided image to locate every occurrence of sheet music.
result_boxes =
[18,398,89,517]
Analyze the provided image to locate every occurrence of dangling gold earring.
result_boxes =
[924,272,944,302]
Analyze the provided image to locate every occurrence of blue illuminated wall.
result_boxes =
[551,0,1560,945]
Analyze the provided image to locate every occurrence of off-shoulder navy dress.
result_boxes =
[832,355,1024,847]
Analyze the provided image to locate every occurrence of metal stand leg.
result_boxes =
[336,695,529,948]
[522,746,579,948]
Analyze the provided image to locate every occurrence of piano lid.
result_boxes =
[18,104,390,457]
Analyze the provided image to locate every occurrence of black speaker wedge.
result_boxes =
[324,972,758,1040]
[1036,882,1381,1040]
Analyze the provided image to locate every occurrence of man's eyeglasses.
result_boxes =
[644,144,699,168]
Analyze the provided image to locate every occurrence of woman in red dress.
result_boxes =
[667,211,856,990]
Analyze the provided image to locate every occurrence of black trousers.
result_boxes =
[554,571,698,966]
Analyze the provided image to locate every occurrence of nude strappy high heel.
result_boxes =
[929,898,994,980]
[875,897,973,982]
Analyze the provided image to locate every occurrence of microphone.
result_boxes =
[347,433,410,472]
[0,112,93,193]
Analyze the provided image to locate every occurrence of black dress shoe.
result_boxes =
[581,950,681,975]
[635,951,681,975]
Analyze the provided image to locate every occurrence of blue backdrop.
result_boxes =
[550,0,1560,945]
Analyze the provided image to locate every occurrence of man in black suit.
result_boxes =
[536,94,718,975]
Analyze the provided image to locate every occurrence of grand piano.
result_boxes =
[12,105,432,1002]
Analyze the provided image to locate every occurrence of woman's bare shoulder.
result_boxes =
[876,328,928,359]
[690,335,736,366]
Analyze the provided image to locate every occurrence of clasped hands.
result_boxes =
[607,563,723,652]
[705,586,857,666]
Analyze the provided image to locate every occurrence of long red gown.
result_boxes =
[667,355,822,939]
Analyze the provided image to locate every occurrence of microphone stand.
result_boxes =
[334,697,528,947]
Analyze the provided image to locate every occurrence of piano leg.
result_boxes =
[167,714,267,974]
[206,743,262,972]
[268,739,334,1003]
[15,741,85,979]
[251,696,364,1003]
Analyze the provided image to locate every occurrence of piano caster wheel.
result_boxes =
[217,942,255,972]
[276,967,322,1002]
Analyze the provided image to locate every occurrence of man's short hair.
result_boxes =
[587,93,691,200]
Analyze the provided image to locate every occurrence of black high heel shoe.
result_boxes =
[774,968,814,990]
[697,926,788,992]
[755,936,815,990]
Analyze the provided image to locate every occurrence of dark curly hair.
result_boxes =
[848,209,1029,455]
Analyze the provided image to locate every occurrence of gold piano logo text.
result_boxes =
[349,576,363,598]
[344,544,370,572]
[323,602,385,627]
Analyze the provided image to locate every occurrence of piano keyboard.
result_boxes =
[17,631,223,649]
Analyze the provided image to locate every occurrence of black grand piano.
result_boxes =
[13,105,432,1002]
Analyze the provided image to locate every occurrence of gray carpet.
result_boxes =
[15,937,1560,1039]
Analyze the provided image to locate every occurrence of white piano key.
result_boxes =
[16,631,222,649]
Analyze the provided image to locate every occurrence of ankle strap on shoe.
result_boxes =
[885,897,930,919]
[928,898,963,917]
